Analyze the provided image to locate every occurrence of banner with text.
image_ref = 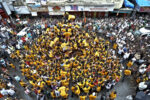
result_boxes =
[84,5,114,12]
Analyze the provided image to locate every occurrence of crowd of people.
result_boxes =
[11,19,121,100]
[0,14,149,100]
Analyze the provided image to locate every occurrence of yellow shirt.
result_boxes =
[110,92,117,100]
[83,86,90,93]
[80,96,86,100]
[58,86,67,97]
[127,61,133,67]
[124,70,131,76]
[113,43,117,50]
[89,95,97,100]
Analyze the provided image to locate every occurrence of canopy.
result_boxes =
[14,6,30,14]
[136,0,150,7]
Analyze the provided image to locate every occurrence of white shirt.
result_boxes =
[7,89,15,96]
[123,53,130,59]
[16,44,21,49]
[106,83,112,90]
[139,65,146,74]
[0,88,8,95]
[7,82,14,88]
[118,49,123,54]
[6,49,11,54]
[138,82,147,90]
[15,76,21,81]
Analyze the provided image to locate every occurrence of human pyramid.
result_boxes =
[12,20,121,100]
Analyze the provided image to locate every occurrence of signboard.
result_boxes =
[28,6,48,12]
[49,0,67,2]
[26,0,36,3]
[48,6,65,15]
[49,11,65,15]
[140,7,150,12]
[84,5,114,12]
[2,2,12,15]
[31,12,37,16]
[65,5,84,11]
[48,6,64,11]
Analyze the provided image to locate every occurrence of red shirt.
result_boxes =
[21,37,26,42]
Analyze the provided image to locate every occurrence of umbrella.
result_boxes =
[135,91,145,100]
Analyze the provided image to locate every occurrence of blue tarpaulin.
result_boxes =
[124,0,134,8]
[136,0,150,7]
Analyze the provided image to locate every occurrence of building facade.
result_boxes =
[1,0,149,17]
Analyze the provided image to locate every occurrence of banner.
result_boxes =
[65,6,84,11]
[84,5,114,12]
[26,0,36,3]
[48,6,65,15]
[28,6,48,12]
[49,11,65,15]
[31,12,37,16]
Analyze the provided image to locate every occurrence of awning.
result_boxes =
[124,0,134,8]
[14,6,30,14]
[136,0,150,12]
[49,11,64,15]
[136,0,150,7]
